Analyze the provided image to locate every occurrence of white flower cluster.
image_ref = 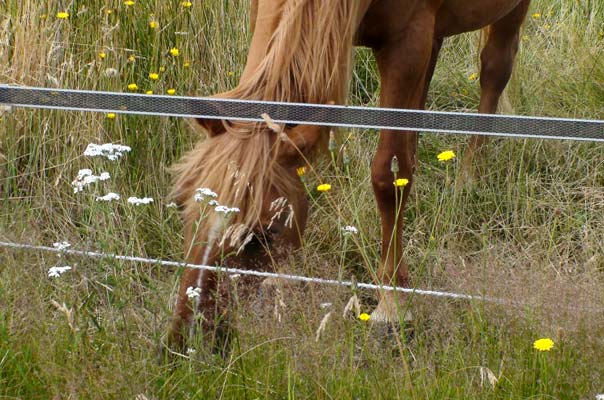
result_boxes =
[48,266,72,278]
[342,225,359,235]
[194,187,239,215]
[83,143,132,161]
[194,187,218,202]
[127,197,154,206]
[72,169,111,193]
[96,192,120,202]
[186,286,202,299]
[53,241,71,251]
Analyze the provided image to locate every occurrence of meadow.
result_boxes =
[1,0,604,398]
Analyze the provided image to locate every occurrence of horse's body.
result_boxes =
[168,0,530,350]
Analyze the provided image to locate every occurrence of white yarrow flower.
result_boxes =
[48,266,72,278]
[342,226,358,235]
[83,143,131,161]
[72,169,111,193]
[596,395,604,400]
[52,241,71,251]
[215,205,240,215]
[194,187,218,202]
[186,286,202,299]
[127,197,154,206]
[96,192,120,202]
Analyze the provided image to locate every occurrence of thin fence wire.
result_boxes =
[0,240,504,303]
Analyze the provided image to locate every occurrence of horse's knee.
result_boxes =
[371,153,414,202]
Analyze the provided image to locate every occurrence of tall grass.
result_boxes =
[1,1,604,398]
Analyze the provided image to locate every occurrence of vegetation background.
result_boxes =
[1,0,603,398]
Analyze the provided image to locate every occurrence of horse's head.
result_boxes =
[172,116,327,271]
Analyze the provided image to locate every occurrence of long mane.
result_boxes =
[172,0,360,258]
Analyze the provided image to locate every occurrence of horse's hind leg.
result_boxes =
[369,9,438,325]
[462,0,531,177]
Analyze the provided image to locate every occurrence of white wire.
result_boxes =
[0,240,503,303]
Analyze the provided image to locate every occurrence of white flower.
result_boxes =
[193,187,218,202]
[166,202,178,208]
[596,395,604,400]
[72,169,111,193]
[186,348,196,355]
[103,68,119,77]
[52,241,71,251]
[96,192,120,202]
[127,197,153,206]
[208,200,219,206]
[48,266,72,278]
[215,205,240,215]
[186,286,201,299]
[342,225,358,235]
[83,143,131,161]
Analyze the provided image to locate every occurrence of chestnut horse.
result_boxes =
[167,0,530,350]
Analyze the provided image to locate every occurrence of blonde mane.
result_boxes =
[172,0,360,257]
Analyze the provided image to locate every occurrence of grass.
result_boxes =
[1,0,604,398]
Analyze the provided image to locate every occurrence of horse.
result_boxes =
[167,0,531,351]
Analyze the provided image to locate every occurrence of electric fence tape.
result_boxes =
[2,84,604,141]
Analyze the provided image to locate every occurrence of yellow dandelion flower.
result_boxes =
[106,113,116,119]
[169,47,180,57]
[532,13,541,19]
[128,55,136,63]
[167,88,176,95]
[181,1,193,7]
[146,90,154,95]
[183,61,191,68]
[227,71,235,77]
[106,9,114,15]
[124,0,135,6]
[437,150,456,162]
[317,183,331,192]
[533,338,554,351]
[56,11,69,19]
[149,20,158,29]
[394,178,409,187]
[127,83,138,91]
[296,166,306,177]
[148,72,159,80]
[359,313,370,322]
[468,72,479,82]
[98,52,106,60]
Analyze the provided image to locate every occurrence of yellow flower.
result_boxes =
[468,72,479,82]
[296,166,306,177]
[56,11,69,19]
[181,1,193,7]
[317,183,331,192]
[128,55,136,63]
[227,71,235,77]
[183,61,191,68]
[146,90,154,95]
[437,150,456,162]
[358,313,370,322]
[159,66,166,72]
[124,0,135,6]
[394,178,409,187]
[533,338,554,351]
[169,47,180,57]
[106,113,116,119]
[127,83,138,91]
[532,13,541,19]
[106,9,114,15]
[148,72,159,80]
[98,52,106,60]
[149,20,158,29]
[167,89,176,95]
[543,23,551,30]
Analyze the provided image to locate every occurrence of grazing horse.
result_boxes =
[167,0,530,350]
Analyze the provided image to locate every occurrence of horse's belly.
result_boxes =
[436,0,525,36]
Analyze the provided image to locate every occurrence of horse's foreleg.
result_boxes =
[463,0,531,175]
[370,11,437,325]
